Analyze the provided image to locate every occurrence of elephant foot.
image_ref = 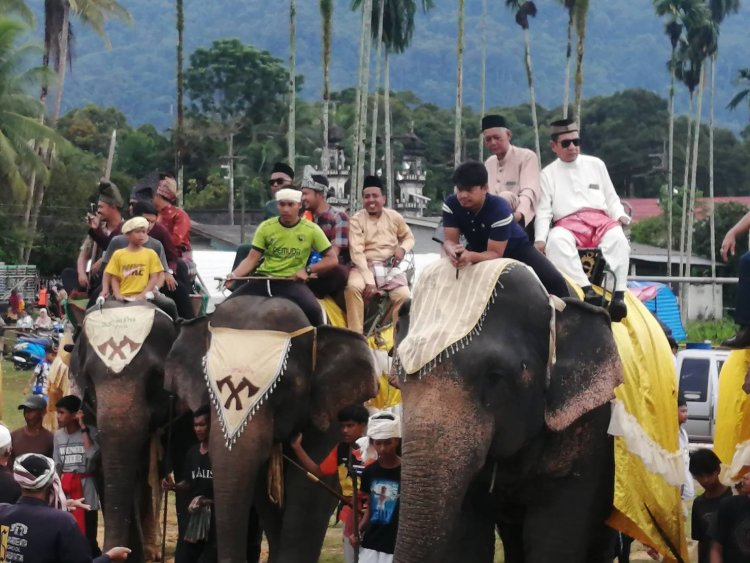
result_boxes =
[144,544,162,562]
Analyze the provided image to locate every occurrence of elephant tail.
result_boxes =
[643,503,685,563]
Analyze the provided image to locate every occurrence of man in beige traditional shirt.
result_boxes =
[346,176,415,333]
[482,114,540,234]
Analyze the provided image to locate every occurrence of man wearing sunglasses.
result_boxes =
[264,162,295,219]
[535,118,631,321]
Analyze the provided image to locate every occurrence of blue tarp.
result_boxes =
[628,281,687,342]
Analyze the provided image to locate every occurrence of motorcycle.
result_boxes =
[12,333,58,371]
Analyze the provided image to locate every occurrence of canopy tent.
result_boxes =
[628,281,686,342]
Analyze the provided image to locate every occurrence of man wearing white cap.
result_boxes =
[228,188,338,325]
[356,412,402,563]
[535,118,631,321]
[0,424,21,503]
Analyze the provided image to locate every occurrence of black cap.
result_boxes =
[272,162,294,179]
[18,395,47,411]
[550,118,579,135]
[363,175,384,190]
[132,200,157,217]
[481,114,507,131]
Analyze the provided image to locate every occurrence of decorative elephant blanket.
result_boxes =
[396,257,537,377]
[205,324,314,448]
[84,306,156,374]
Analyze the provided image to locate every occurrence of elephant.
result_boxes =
[68,300,179,562]
[392,263,624,563]
[165,293,378,563]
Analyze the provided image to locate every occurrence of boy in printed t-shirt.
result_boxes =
[291,405,370,563]
[103,216,177,316]
[357,411,402,563]
[689,449,732,563]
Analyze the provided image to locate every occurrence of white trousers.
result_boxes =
[343,537,355,563]
[359,548,394,563]
[545,225,630,291]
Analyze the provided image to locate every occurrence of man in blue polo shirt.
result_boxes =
[442,160,569,298]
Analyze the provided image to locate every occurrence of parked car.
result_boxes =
[676,348,730,443]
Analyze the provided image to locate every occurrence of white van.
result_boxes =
[676,348,730,443]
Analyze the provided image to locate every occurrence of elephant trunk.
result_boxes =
[97,381,151,554]
[212,408,274,563]
[394,371,494,563]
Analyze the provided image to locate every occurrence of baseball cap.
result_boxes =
[18,395,47,411]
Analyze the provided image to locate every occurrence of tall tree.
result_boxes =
[573,0,589,122]
[505,0,541,161]
[479,0,488,157]
[22,0,130,262]
[370,0,385,175]
[706,0,740,279]
[176,0,184,204]
[0,18,63,198]
[558,0,575,118]
[352,0,373,209]
[320,0,333,173]
[727,68,750,111]
[454,0,465,166]
[288,0,296,168]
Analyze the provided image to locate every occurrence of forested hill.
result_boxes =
[43,0,750,131]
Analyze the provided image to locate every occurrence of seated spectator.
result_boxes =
[34,308,53,329]
[346,176,415,333]
[690,449,732,563]
[11,395,54,462]
[16,310,33,329]
[535,118,631,321]
[227,188,338,326]
[0,453,130,562]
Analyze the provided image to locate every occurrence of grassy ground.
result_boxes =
[0,358,685,562]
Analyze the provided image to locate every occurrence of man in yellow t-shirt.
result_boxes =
[227,188,338,325]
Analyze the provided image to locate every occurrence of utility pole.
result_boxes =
[221,132,236,226]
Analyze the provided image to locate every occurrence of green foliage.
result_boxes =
[185,39,294,135]
[184,174,228,209]
[685,318,738,343]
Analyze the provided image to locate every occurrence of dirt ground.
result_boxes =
[1,359,697,562]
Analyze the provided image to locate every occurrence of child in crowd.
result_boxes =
[357,412,402,563]
[291,405,370,563]
[25,344,56,398]
[678,394,694,500]
[690,449,732,563]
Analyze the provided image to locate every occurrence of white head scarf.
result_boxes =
[356,411,402,464]
[275,188,302,203]
[0,424,11,450]
[13,453,67,510]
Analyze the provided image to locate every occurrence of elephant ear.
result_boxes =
[309,327,378,431]
[164,315,211,411]
[545,299,623,431]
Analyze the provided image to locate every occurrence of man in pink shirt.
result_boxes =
[482,114,541,237]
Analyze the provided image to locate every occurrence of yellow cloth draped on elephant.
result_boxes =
[714,350,750,483]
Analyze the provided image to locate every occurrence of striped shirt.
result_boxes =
[442,193,530,252]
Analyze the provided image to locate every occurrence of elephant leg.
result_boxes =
[495,500,526,563]
[440,479,496,563]
[253,464,283,561]
[272,460,338,563]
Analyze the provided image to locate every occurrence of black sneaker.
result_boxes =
[609,297,628,322]
[721,326,750,349]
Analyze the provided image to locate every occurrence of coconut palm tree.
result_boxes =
[0,17,63,198]
[727,68,750,111]
[479,0,488,157]
[557,0,575,118]
[505,0,540,161]
[320,0,333,173]
[706,0,739,278]
[288,0,296,169]
[573,0,589,123]
[454,0,465,167]
[352,0,373,209]
[176,0,184,204]
[369,0,385,175]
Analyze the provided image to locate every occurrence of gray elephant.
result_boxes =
[165,294,377,563]
[392,263,623,563]
[68,300,178,562]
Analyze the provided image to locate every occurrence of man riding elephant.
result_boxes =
[228,188,338,326]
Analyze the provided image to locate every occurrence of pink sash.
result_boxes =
[553,209,621,248]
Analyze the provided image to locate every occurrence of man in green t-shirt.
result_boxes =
[227,188,338,325]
